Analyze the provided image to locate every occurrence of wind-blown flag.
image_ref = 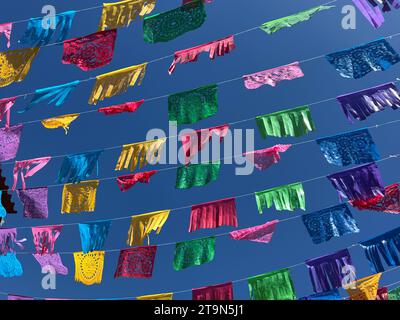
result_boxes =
[244,145,291,171]
[33,253,68,275]
[326,38,400,79]
[192,282,234,300]
[347,273,382,300]
[116,170,158,192]
[0,23,12,48]
[169,84,218,125]
[98,0,156,31]
[20,11,76,46]
[302,204,360,244]
[31,225,62,255]
[243,62,304,89]
[248,269,296,300]
[0,48,39,87]
[89,63,147,105]
[327,162,385,201]
[114,246,157,279]
[143,0,206,43]
[74,251,105,285]
[300,289,342,300]
[0,124,23,162]
[61,180,100,214]
[98,99,145,116]
[190,198,238,232]
[176,162,220,189]
[173,237,215,271]
[62,29,117,71]
[0,97,17,129]
[337,82,400,123]
[41,114,80,134]
[79,221,112,253]
[352,0,399,28]
[20,80,80,113]
[137,293,174,300]
[229,220,279,243]
[12,157,51,190]
[256,106,315,138]
[316,129,380,166]
[255,182,305,213]
[169,35,235,74]
[115,138,166,172]
[0,228,24,278]
[16,187,48,219]
[260,5,335,34]
[57,151,103,184]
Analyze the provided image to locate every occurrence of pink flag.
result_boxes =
[190,198,238,232]
[32,225,63,255]
[98,99,144,116]
[0,23,12,48]
[169,35,236,74]
[180,124,230,165]
[12,157,51,190]
[243,62,304,89]
[192,282,234,300]
[244,144,291,171]
[229,220,279,243]
[0,97,17,129]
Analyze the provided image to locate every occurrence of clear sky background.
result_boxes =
[0,0,400,300]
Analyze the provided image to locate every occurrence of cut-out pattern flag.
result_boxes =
[230,220,279,243]
[300,289,342,300]
[347,273,382,300]
[256,105,315,138]
[116,170,157,192]
[173,236,215,271]
[169,35,235,74]
[16,187,48,219]
[61,180,100,214]
[352,0,399,28]
[326,39,400,79]
[244,144,291,171]
[62,29,117,71]
[74,251,105,286]
[143,0,206,43]
[255,182,305,213]
[114,246,157,279]
[0,23,12,48]
[316,129,380,166]
[33,253,68,275]
[176,162,220,189]
[192,282,234,300]
[79,221,112,253]
[169,84,218,124]
[12,157,51,191]
[41,114,80,134]
[0,124,23,162]
[0,97,17,129]
[302,204,360,244]
[31,225,62,255]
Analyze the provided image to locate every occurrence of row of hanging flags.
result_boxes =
[0,0,399,300]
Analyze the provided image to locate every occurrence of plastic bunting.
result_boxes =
[79,221,112,253]
[256,106,316,138]
[98,99,145,116]
[0,97,17,129]
[98,0,157,31]
[61,180,100,214]
[12,157,51,191]
[136,293,174,300]
[168,35,236,74]
[229,220,279,243]
[346,273,382,300]
[20,80,81,113]
[127,210,170,246]
[33,253,68,275]
[89,63,147,105]
[301,204,360,244]
[300,289,342,300]
[376,287,389,300]
[20,11,76,46]
[16,187,48,219]
[0,228,24,278]
[0,48,39,87]
[316,129,380,166]
[327,162,385,201]
[57,151,103,184]
[305,249,353,293]
[169,84,218,125]
[0,124,23,162]
[41,114,80,134]
[389,287,400,300]
[115,138,166,172]
[255,182,306,213]
[248,269,296,300]
[31,225,62,255]
[244,144,291,171]
[192,282,234,300]
[62,29,117,71]
[243,62,304,89]
[175,162,220,189]
[173,236,215,271]
[190,198,238,232]
[116,170,158,192]
[74,251,105,285]
[325,39,400,79]
[114,246,157,279]
[0,23,12,48]
[350,183,400,213]
[352,0,400,28]
[260,5,335,34]
[143,0,207,43]
[337,82,400,123]
[180,124,229,164]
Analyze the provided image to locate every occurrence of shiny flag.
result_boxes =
[41,113,80,134]
[74,251,105,285]
[116,170,158,192]
[61,180,100,214]
[352,0,399,28]
[229,220,279,243]
[347,273,382,300]
[79,221,112,253]
[176,162,220,189]
[0,97,17,129]
[137,293,173,300]
[98,99,144,116]
[16,187,48,219]
[12,157,51,191]
[0,124,23,162]
[31,225,62,255]
[192,282,234,300]
[244,144,291,171]
[173,237,215,271]
[114,246,157,278]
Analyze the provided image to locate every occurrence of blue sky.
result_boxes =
[0,0,400,300]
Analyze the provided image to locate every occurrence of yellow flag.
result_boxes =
[98,0,156,31]
[136,293,174,300]
[62,180,100,214]
[0,47,39,87]
[74,251,105,286]
[115,138,166,172]
[347,273,382,300]
[88,63,147,105]
[127,209,171,246]
[41,113,80,134]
